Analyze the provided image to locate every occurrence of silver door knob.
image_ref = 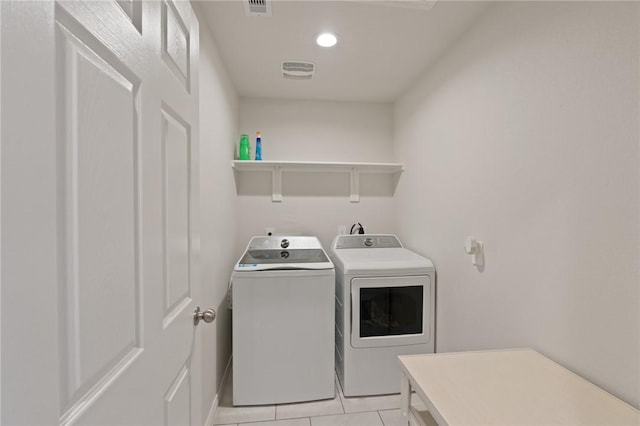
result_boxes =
[193,306,216,325]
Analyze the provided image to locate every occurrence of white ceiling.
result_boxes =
[196,1,490,103]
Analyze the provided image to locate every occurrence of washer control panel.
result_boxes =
[334,234,402,249]
[248,236,321,250]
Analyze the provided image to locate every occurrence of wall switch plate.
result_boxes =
[266,227,275,236]
[338,225,347,235]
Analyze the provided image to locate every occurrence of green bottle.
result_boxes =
[239,134,250,160]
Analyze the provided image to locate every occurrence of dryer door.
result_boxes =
[351,275,432,348]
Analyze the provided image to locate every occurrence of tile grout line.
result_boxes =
[222,373,409,426]
[235,407,400,426]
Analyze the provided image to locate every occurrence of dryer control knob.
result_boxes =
[364,237,374,247]
[281,239,290,248]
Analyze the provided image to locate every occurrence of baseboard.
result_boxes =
[204,356,233,426]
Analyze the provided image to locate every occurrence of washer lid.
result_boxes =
[235,235,334,271]
[239,248,329,264]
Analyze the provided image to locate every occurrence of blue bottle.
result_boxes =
[255,131,262,161]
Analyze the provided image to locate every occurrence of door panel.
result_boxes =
[162,0,191,91]
[162,107,192,326]
[116,0,142,32]
[55,4,151,422]
[165,365,192,426]
[57,20,142,412]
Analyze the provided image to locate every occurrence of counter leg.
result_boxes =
[400,372,411,425]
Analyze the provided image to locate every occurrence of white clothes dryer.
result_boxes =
[329,235,435,397]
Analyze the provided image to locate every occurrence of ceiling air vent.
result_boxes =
[282,61,315,80]
[358,0,437,10]
[244,0,272,17]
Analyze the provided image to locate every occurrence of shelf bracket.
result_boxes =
[350,168,360,203]
[272,165,283,202]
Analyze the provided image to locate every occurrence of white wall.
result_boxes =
[236,98,396,251]
[394,1,639,407]
[196,11,239,422]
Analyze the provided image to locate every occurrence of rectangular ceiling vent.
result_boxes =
[358,0,437,11]
[245,0,272,17]
[282,61,315,80]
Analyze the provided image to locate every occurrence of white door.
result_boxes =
[1,1,204,424]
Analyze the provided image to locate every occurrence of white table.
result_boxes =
[399,348,639,426]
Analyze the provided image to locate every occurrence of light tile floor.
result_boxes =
[212,370,435,426]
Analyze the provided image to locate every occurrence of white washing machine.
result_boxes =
[329,234,435,397]
[231,236,335,406]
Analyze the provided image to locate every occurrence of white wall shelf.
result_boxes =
[232,160,404,202]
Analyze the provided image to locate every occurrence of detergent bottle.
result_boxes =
[255,131,263,160]
[239,134,250,160]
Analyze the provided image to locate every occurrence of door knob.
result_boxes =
[193,306,216,325]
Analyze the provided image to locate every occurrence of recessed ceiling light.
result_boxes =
[316,32,337,48]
